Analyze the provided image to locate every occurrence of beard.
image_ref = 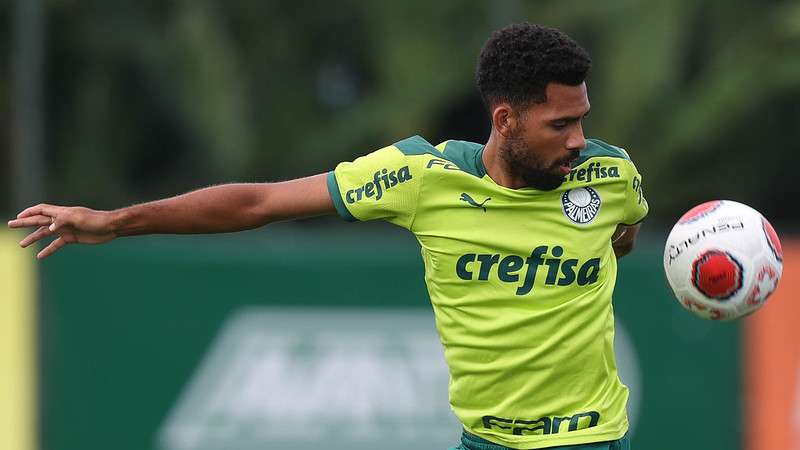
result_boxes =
[499,133,577,191]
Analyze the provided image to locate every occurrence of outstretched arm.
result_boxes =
[7,173,335,259]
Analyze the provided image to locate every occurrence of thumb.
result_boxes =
[49,216,63,233]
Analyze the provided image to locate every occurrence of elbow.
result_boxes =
[239,185,275,229]
[245,199,275,228]
[613,241,635,259]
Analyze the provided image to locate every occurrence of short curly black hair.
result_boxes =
[477,23,591,111]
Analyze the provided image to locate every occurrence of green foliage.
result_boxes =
[4,0,799,223]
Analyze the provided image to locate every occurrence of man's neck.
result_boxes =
[482,132,527,189]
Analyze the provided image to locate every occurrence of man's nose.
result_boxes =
[567,124,586,151]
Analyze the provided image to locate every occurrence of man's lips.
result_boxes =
[558,156,578,175]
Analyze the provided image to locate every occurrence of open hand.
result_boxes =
[7,204,116,259]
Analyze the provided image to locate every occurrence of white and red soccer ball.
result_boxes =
[663,200,783,320]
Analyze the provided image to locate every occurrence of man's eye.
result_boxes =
[551,121,568,129]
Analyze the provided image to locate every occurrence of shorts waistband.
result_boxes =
[460,430,630,450]
[461,430,514,450]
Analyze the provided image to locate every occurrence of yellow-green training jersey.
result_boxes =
[326,136,648,449]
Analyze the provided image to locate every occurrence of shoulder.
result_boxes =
[575,138,642,180]
[357,136,444,172]
[392,135,445,157]
[436,140,487,177]
[385,136,487,178]
[578,139,632,163]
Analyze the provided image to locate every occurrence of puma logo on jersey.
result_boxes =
[345,166,412,203]
[460,193,491,211]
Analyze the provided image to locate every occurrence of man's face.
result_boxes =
[500,82,590,190]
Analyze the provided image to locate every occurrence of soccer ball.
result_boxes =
[663,200,783,320]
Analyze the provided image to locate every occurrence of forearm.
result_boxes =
[110,183,272,236]
[612,223,641,258]
[9,173,335,258]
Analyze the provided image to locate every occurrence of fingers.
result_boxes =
[49,217,63,233]
[8,214,55,229]
[9,204,64,232]
[37,236,68,260]
[7,204,78,260]
[20,226,53,248]
[16,203,59,219]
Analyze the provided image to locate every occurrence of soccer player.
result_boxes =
[9,23,646,450]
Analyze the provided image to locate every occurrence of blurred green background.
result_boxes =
[3,1,800,450]
[38,231,740,450]
[4,0,800,225]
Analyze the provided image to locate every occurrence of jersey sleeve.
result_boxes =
[326,144,423,229]
[621,157,649,225]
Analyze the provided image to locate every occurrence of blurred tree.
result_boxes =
[1,0,798,225]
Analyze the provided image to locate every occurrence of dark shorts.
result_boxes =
[448,431,630,450]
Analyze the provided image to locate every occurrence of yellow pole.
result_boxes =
[0,230,37,450]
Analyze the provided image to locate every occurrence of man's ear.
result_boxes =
[492,104,516,137]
